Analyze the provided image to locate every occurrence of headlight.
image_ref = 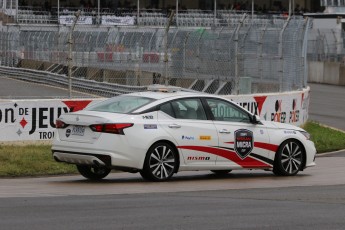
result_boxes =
[299,131,311,140]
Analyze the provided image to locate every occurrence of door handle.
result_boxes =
[168,124,181,129]
[219,129,231,134]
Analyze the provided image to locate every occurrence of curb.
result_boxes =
[316,149,345,157]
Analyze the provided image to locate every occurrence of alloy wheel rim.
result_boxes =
[281,142,302,174]
[149,145,175,179]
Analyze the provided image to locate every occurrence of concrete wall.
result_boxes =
[308,61,345,86]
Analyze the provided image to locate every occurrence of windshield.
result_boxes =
[85,95,155,114]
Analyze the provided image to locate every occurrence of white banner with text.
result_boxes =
[0,88,310,141]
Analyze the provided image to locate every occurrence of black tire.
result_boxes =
[76,165,111,180]
[140,142,178,182]
[211,170,232,175]
[273,140,305,176]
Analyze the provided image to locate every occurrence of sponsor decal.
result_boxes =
[187,156,210,161]
[284,130,296,134]
[301,92,310,123]
[253,96,267,116]
[0,100,92,141]
[182,135,195,140]
[62,100,92,112]
[271,100,286,123]
[289,99,300,123]
[142,115,154,119]
[234,129,254,159]
[177,146,272,168]
[144,124,157,129]
[199,135,211,140]
[239,96,267,116]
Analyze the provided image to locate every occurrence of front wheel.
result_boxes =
[77,165,111,180]
[140,142,178,182]
[273,140,305,176]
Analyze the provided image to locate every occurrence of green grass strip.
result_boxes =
[0,145,76,177]
[303,121,345,153]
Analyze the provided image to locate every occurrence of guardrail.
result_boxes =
[0,66,148,98]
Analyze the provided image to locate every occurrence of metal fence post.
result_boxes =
[197,29,205,80]
[183,32,191,76]
[302,18,310,88]
[164,11,175,86]
[278,17,291,92]
[258,23,268,81]
[234,14,247,95]
[68,11,80,98]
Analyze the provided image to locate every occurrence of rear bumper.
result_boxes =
[53,150,111,167]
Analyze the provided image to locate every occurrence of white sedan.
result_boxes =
[52,87,316,181]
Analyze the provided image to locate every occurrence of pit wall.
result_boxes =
[0,87,310,142]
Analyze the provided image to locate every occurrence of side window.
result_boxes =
[206,98,251,123]
[170,98,207,120]
[160,103,175,118]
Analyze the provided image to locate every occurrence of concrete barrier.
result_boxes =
[0,87,310,142]
[308,61,345,86]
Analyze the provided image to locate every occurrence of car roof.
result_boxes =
[128,90,205,100]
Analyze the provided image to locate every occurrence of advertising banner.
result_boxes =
[101,16,135,26]
[224,88,310,126]
[59,15,92,25]
[0,88,310,141]
[0,99,101,141]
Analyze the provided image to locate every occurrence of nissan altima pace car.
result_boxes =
[52,86,316,181]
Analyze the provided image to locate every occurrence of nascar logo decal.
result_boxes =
[234,129,253,159]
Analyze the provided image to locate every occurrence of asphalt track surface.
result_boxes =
[0,77,93,99]
[309,83,345,131]
[0,79,345,229]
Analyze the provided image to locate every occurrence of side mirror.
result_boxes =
[252,115,261,124]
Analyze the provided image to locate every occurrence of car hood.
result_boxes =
[261,120,305,132]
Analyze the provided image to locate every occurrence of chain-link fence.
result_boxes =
[0,15,309,98]
[308,28,345,63]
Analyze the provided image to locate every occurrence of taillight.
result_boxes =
[90,123,133,135]
[55,119,69,129]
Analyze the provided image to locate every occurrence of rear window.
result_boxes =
[86,96,155,114]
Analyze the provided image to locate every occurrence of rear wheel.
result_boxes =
[273,140,304,176]
[77,165,111,180]
[140,142,178,182]
[211,170,232,175]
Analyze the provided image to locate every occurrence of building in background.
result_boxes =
[1,0,323,14]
